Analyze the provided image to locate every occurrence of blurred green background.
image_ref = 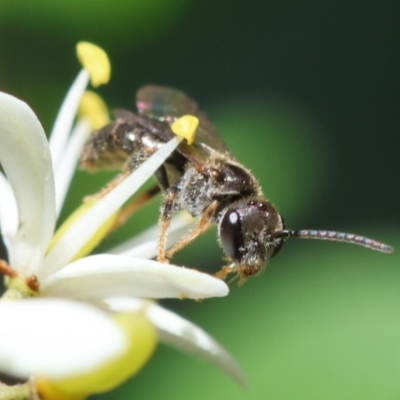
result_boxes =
[0,1,399,399]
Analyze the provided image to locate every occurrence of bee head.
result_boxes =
[218,199,286,276]
[218,198,393,279]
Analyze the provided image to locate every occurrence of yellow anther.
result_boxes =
[78,91,110,130]
[47,199,118,261]
[171,115,199,145]
[37,312,157,399]
[76,42,111,87]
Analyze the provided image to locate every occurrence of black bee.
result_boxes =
[81,85,393,282]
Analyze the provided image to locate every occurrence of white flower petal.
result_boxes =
[41,254,229,300]
[41,137,182,279]
[0,91,56,275]
[49,69,90,170]
[55,119,91,216]
[108,212,197,258]
[0,171,18,239]
[0,298,126,380]
[106,298,246,387]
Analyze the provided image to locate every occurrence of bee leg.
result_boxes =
[166,200,218,259]
[215,264,246,284]
[84,148,158,203]
[83,172,130,202]
[110,184,161,232]
[237,275,248,286]
[214,264,236,280]
[158,187,179,263]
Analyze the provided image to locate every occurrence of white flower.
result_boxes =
[0,43,245,399]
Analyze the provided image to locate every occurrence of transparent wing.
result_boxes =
[136,85,232,156]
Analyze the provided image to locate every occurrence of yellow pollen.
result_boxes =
[76,42,111,87]
[171,115,199,145]
[46,199,118,262]
[78,91,110,130]
[36,311,157,399]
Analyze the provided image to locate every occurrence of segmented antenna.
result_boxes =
[288,229,393,253]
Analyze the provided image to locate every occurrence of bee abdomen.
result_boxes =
[81,120,166,172]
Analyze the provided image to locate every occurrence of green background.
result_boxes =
[0,1,399,399]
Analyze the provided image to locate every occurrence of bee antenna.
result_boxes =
[272,229,393,254]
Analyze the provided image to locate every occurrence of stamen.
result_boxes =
[108,213,196,258]
[78,91,110,130]
[54,119,92,216]
[49,69,90,170]
[42,136,182,279]
[76,42,111,87]
[171,115,199,145]
[0,260,18,278]
[26,275,40,292]
[47,199,118,262]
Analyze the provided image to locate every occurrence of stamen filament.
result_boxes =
[41,137,182,280]
[49,70,90,170]
[55,119,92,216]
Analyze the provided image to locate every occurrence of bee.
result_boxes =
[81,85,393,282]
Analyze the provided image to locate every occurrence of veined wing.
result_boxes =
[136,85,232,157]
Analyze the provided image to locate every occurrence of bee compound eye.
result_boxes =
[219,210,245,261]
[270,238,285,258]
